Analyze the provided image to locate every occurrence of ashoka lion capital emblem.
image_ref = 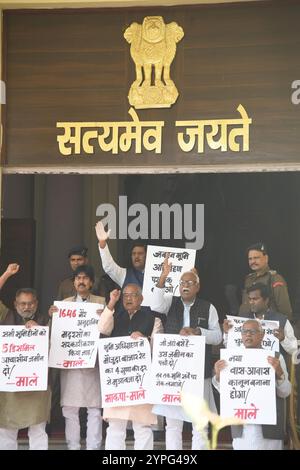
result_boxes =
[124,16,184,109]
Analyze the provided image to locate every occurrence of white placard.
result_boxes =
[0,325,49,391]
[150,334,205,405]
[49,301,103,369]
[226,315,279,351]
[142,245,196,306]
[220,348,276,425]
[98,336,152,407]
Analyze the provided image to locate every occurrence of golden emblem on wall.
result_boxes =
[124,16,184,109]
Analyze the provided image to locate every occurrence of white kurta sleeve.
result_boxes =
[150,286,173,314]
[211,374,220,392]
[276,354,291,398]
[280,320,298,355]
[98,306,115,336]
[98,244,126,287]
[199,304,222,345]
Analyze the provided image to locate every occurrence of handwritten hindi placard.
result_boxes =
[220,348,276,425]
[49,301,103,369]
[142,245,196,306]
[226,315,279,351]
[98,336,152,408]
[0,325,49,392]
[150,334,205,405]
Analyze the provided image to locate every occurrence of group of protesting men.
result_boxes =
[0,220,297,450]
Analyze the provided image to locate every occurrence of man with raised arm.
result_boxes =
[95,220,146,289]
[0,263,20,321]
[150,256,222,450]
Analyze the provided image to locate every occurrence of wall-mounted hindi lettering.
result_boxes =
[56,108,164,156]
[56,105,251,157]
[3,4,300,172]
[176,105,251,153]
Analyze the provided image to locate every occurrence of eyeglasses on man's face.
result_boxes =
[122,292,139,298]
[179,280,196,287]
[241,328,261,336]
[16,301,36,308]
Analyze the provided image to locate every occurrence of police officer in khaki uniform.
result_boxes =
[239,242,293,320]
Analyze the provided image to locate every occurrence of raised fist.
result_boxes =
[6,263,20,276]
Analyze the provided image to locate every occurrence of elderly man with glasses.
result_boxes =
[150,257,222,450]
[0,286,50,450]
[98,283,159,450]
[213,319,291,450]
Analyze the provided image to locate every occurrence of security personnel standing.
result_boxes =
[239,242,293,320]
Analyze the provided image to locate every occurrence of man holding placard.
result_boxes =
[0,287,50,450]
[98,284,157,450]
[214,319,291,450]
[151,256,222,450]
[223,283,297,356]
[49,265,105,450]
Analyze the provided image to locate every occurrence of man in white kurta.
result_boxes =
[150,258,222,450]
[49,265,105,450]
[213,319,291,450]
[98,285,159,450]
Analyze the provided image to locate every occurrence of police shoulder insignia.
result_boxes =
[272,281,284,288]
[269,270,277,275]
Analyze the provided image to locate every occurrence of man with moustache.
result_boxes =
[224,283,297,357]
[98,283,157,450]
[95,221,165,435]
[57,245,102,300]
[150,257,222,450]
[0,286,51,450]
[239,242,292,320]
[49,264,105,450]
[214,319,291,450]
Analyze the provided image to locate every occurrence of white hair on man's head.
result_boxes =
[180,270,200,285]
[243,319,263,333]
[123,283,142,295]
[191,272,200,284]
